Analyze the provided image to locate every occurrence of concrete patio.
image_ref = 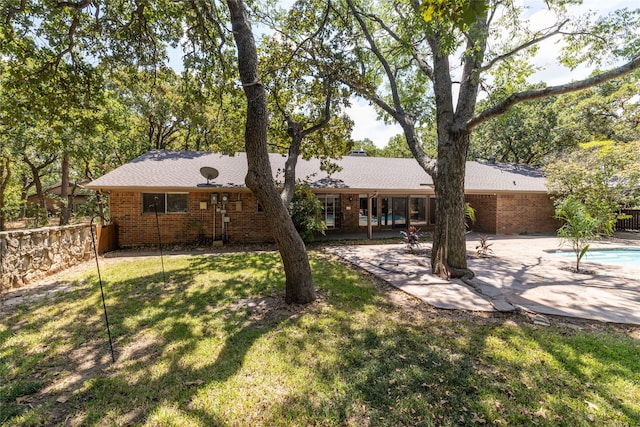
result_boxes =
[325,233,640,325]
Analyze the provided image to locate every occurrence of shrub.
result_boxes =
[288,184,327,243]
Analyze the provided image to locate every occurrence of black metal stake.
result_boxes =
[153,197,167,285]
[89,217,116,363]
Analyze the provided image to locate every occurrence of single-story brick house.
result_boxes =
[86,150,559,247]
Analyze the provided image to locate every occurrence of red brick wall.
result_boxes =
[109,190,560,245]
[339,193,361,233]
[495,193,559,235]
[224,192,272,243]
[109,191,273,247]
[465,194,497,234]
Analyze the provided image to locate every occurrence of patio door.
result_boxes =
[392,198,407,228]
[381,197,407,228]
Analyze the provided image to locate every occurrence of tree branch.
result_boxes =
[358,9,434,81]
[345,0,407,119]
[455,17,488,130]
[5,0,26,26]
[301,84,333,137]
[480,20,569,72]
[262,0,332,80]
[341,0,437,176]
[468,55,640,129]
[55,15,80,67]
[55,0,93,8]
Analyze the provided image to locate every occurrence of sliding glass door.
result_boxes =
[381,197,407,228]
[392,198,406,227]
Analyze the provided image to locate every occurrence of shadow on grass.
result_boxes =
[1,251,639,426]
[2,252,329,425]
[262,322,484,426]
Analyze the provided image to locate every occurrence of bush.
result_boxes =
[288,184,327,243]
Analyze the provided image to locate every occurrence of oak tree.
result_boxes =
[226,0,316,303]
[259,1,354,205]
[324,0,640,277]
[2,0,318,303]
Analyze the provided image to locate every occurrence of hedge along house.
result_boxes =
[85,150,559,247]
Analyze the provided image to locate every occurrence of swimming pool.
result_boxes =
[552,248,640,268]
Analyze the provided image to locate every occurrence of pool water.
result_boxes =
[553,248,640,268]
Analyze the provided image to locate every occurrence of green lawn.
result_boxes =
[1,251,638,426]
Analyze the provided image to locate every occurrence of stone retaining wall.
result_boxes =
[0,224,94,290]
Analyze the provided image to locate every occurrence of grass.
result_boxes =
[1,250,639,426]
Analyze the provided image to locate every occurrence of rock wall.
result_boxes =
[0,224,94,290]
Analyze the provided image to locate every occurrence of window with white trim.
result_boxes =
[317,195,339,229]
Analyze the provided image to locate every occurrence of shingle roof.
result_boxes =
[86,150,548,193]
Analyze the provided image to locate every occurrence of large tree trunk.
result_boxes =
[19,173,29,219]
[226,0,315,304]
[59,154,71,225]
[0,156,11,231]
[280,123,302,206]
[430,130,471,279]
[24,155,47,218]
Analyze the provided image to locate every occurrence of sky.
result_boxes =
[347,0,639,147]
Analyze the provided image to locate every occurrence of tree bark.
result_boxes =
[24,155,47,218]
[279,91,333,206]
[19,173,29,219]
[59,154,71,225]
[280,122,302,206]
[430,131,471,278]
[226,0,315,304]
[0,156,11,231]
[426,29,475,278]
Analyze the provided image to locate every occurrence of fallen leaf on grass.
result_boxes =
[585,400,598,411]
[534,407,547,419]
[185,380,204,386]
[471,412,485,424]
[56,395,69,403]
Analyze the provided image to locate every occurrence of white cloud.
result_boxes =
[346,98,402,148]
[528,0,638,84]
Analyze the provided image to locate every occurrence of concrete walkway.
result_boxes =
[325,233,640,325]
